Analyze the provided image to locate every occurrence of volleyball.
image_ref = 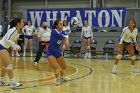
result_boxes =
[70,17,79,27]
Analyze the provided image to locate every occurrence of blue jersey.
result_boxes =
[48,29,65,51]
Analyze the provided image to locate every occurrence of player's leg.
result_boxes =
[56,56,70,82]
[0,49,22,87]
[125,44,139,73]
[47,55,61,85]
[112,44,124,74]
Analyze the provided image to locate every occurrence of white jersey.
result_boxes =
[119,26,138,44]
[37,27,51,42]
[0,27,19,49]
[81,26,93,38]
[63,26,71,38]
[22,25,36,36]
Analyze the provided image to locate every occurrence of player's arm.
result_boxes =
[52,29,65,40]
[22,26,26,35]
[133,30,139,49]
[6,31,20,50]
[119,30,127,44]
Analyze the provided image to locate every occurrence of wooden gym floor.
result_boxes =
[1,56,140,93]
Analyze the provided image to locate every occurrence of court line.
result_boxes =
[1,63,93,91]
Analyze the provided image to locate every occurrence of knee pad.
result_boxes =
[63,45,66,49]
[6,64,13,71]
[116,54,122,59]
[53,69,60,74]
[131,55,136,60]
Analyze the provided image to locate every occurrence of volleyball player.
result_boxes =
[0,18,23,88]
[46,19,69,85]
[61,20,71,57]
[112,19,139,74]
[81,20,93,58]
[22,21,36,56]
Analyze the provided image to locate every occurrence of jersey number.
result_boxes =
[57,40,62,44]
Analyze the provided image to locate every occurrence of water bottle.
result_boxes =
[105,53,108,60]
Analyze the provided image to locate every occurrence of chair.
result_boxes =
[90,39,97,58]
[70,39,82,57]
[103,40,115,58]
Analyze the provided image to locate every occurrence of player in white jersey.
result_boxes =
[81,20,93,58]
[112,19,140,74]
[22,21,36,56]
[0,18,23,88]
[62,20,71,57]
[34,22,51,66]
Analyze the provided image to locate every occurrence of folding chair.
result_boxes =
[90,39,97,58]
[70,39,82,57]
[103,40,115,58]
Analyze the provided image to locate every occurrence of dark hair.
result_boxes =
[10,17,22,28]
[52,19,61,29]
[129,19,136,28]
[63,20,68,26]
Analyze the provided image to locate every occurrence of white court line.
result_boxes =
[66,64,79,77]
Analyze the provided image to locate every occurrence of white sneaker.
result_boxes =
[60,76,70,82]
[11,54,14,57]
[34,62,38,66]
[30,53,33,57]
[0,81,10,86]
[16,54,20,57]
[23,53,25,57]
[112,66,117,74]
[87,53,91,59]
[11,82,22,88]
[54,78,61,86]
[131,68,139,73]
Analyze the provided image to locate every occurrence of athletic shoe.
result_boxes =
[131,68,139,73]
[11,82,22,88]
[34,62,38,66]
[60,76,70,82]
[112,66,117,74]
[54,78,61,86]
[0,81,10,86]
[16,54,20,57]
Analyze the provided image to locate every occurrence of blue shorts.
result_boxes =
[46,49,62,58]
[123,41,131,46]
[25,35,33,39]
[84,36,91,39]
[0,44,6,51]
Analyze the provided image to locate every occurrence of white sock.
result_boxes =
[10,78,17,84]
[113,65,117,68]
[131,65,135,69]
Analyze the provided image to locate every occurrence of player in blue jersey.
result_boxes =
[46,19,69,85]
